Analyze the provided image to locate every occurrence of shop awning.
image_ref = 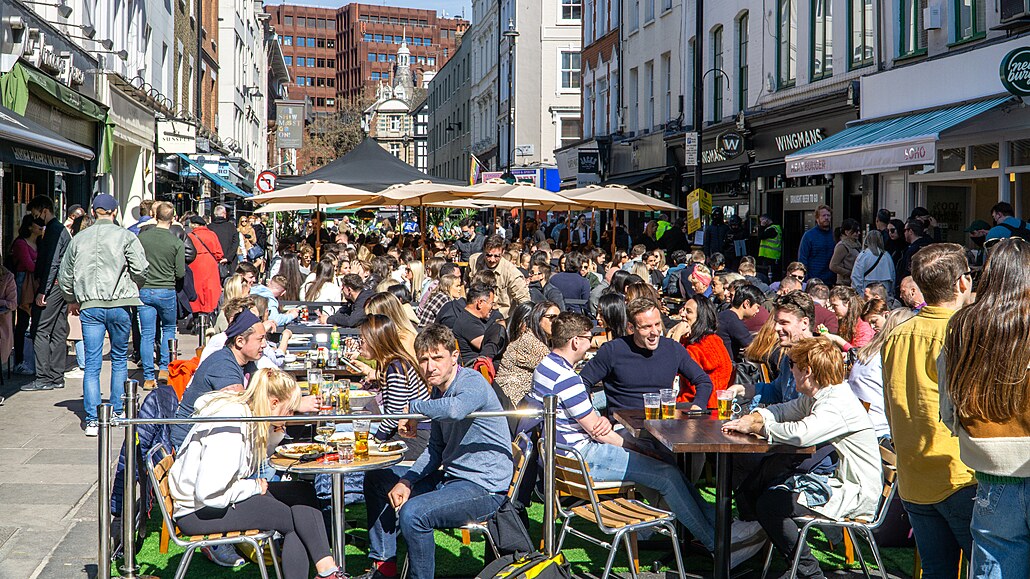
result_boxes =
[603,167,671,188]
[785,96,1012,177]
[0,104,94,174]
[176,153,251,198]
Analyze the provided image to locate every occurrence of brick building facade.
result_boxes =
[265,4,339,117]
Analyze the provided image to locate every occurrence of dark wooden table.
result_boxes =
[613,408,813,579]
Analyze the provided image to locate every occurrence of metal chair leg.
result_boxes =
[599,530,624,579]
[622,533,638,579]
[556,517,572,553]
[788,520,816,579]
[252,540,270,579]
[268,539,284,579]
[482,528,500,559]
[846,528,871,579]
[862,528,889,579]
[760,540,775,579]
[664,522,687,579]
[173,547,195,579]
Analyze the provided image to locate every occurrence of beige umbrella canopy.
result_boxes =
[248,180,382,205]
[562,184,685,254]
[468,181,586,239]
[253,201,357,214]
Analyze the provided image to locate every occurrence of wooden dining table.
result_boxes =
[613,408,814,579]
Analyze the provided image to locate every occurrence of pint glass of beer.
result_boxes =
[643,393,661,420]
[717,390,735,420]
[659,388,676,419]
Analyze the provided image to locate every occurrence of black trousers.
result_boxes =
[31,287,68,386]
[754,488,823,578]
[13,308,30,364]
[175,482,330,579]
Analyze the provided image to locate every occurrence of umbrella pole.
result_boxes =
[316,197,322,260]
[566,209,572,251]
[420,204,426,264]
[589,211,595,249]
[610,205,617,258]
[519,201,525,242]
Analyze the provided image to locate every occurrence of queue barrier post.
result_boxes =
[98,403,113,579]
[542,394,557,558]
[120,380,139,578]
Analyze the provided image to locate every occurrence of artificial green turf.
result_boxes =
[118,491,916,578]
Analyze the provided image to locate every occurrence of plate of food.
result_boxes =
[275,442,329,459]
[315,432,355,444]
[370,440,407,457]
[349,389,376,409]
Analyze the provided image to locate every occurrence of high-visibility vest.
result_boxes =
[758,224,782,260]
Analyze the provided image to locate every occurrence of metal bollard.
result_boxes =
[542,395,557,558]
[197,314,208,347]
[169,338,179,361]
[120,380,139,578]
[98,404,113,579]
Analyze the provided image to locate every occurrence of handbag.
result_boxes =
[862,251,886,278]
[190,233,231,279]
[486,498,535,556]
[246,244,265,261]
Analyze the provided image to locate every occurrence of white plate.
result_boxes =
[275,442,329,459]
[370,440,407,456]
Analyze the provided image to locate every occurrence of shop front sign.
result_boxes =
[1001,46,1030,98]
[157,120,196,155]
[717,131,745,159]
[783,186,827,211]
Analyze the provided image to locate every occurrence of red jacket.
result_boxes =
[678,333,734,408]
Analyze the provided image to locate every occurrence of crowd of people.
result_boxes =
[8,190,1029,579]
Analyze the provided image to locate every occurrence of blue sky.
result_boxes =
[264,0,472,20]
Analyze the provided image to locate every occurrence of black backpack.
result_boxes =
[998,220,1030,243]
[476,552,571,579]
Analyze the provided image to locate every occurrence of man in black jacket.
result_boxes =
[323,274,373,328]
[206,205,238,277]
[23,196,71,389]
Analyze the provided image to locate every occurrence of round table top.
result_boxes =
[269,452,402,474]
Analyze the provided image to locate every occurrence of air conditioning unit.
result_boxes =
[1002,0,1030,21]
[924,3,943,29]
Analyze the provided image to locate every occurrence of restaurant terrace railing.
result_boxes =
[96,379,558,579]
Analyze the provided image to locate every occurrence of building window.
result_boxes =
[562,0,582,20]
[390,117,399,131]
[327,40,335,49]
[374,34,383,42]
[812,0,833,79]
[306,57,315,67]
[560,117,582,148]
[561,51,581,89]
[379,54,387,62]
[284,15,293,25]
[644,0,654,22]
[712,27,723,122]
[629,67,638,133]
[283,36,293,46]
[660,52,671,123]
[317,38,326,48]
[850,0,874,68]
[390,143,401,157]
[327,58,335,67]
[427,57,436,65]
[364,33,373,42]
[737,13,748,112]
[327,78,335,87]
[317,58,326,67]
[284,56,292,65]
[954,0,985,42]
[630,0,639,30]
[317,77,326,86]
[368,53,376,62]
[899,0,927,55]
[777,0,797,87]
[645,60,654,129]
[327,19,335,29]
[424,38,432,46]
[307,18,316,27]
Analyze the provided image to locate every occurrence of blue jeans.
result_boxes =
[582,440,716,551]
[364,470,504,579]
[902,485,976,579]
[137,288,177,381]
[81,306,131,422]
[970,478,1030,579]
[75,340,84,370]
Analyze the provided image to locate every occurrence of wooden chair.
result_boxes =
[552,443,686,579]
[145,444,283,579]
[761,446,899,579]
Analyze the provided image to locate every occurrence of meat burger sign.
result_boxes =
[1001,47,1030,99]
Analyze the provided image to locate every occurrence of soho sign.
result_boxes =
[903,144,928,161]
[1000,46,1030,98]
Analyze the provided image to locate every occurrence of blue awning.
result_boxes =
[176,153,251,198]
[785,96,1012,177]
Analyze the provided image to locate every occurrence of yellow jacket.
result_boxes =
[881,305,975,504]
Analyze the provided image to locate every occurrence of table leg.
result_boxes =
[713,453,733,579]
[332,472,346,573]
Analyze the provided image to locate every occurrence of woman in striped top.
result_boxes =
[347,314,431,460]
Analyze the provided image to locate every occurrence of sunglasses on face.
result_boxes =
[887,228,897,233]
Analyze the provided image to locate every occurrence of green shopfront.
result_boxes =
[0,9,107,250]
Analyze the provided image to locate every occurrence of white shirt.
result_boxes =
[847,354,891,437]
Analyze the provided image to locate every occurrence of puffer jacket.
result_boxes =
[58,219,149,309]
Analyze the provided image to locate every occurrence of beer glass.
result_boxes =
[717,390,735,420]
[353,411,371,461]
[643,393,661,420]
[659,388,676,419]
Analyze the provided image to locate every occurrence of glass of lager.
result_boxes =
[353,411,371,461]
[643,393,661,420]
[659,388,676,419]
[717,390,735,420]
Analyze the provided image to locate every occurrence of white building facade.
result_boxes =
[468,0,500,170]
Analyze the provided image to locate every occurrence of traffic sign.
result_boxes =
[256,171,277,193]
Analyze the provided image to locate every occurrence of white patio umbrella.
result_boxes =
[468,181,586,240]
[562,184,686,255]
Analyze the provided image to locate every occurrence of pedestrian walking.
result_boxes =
[58,194,149,436]
[22,197,72,391]
[137,202,185,390]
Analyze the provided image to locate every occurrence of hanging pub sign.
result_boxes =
[717,131,744,159]
[1000,46,1030,99]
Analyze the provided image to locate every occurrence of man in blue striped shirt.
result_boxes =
[527,313,721,555]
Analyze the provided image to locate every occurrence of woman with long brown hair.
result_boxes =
[744,315,784,381]
[824,286,873,351]
[363,292,417,357]
[941,237,1030,578]
[300,259,342,316]
[347,314,430,459]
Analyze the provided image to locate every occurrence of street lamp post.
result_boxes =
[502,18,519,182]
[693,0,704,194]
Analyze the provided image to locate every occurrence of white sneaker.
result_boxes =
[84,421,98,437]
[201,545,245,567]
[64,368,84,379]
